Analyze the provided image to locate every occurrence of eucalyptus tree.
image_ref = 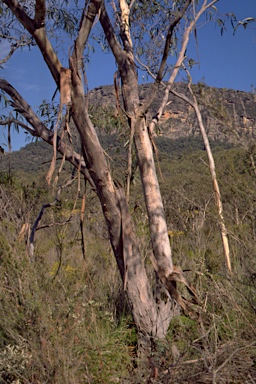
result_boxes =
[0,0,226,352]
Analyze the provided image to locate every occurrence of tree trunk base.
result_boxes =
[135,332,153,383]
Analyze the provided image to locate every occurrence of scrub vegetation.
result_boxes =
[0,132,256,383]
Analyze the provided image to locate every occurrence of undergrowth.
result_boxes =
[1,143,256,383]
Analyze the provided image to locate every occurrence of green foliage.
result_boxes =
[0,231,10,260]
[46,6,79,36]
[1,137,256,382]
[0,227,133,383]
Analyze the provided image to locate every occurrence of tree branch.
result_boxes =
[99,1,126,68]
[3,0,36,34]
[72,0,102,67]
[148,0,218,133]
[3,0,62,87]
[0,117,36,135]
[138,0,192,117]
[34,0,46,28]
[0,35,34,65]
[169,68,231,274]
[156,0,192,83]
[0,78,95,188]
[119,0,133,53]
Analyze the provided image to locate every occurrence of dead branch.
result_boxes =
[28,174,76,261]
[213,340,256,377]
[148,0,218,134]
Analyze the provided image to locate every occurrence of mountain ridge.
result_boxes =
[0,82,255,175]
[88,82,256,143]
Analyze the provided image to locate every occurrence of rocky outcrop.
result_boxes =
[88,82,256,144]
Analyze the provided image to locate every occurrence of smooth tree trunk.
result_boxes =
[99,1,176,341]
[170,83,232,273]
[194,101,231,273]
[70,43,170,344]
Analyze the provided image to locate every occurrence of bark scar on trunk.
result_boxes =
[150,253,199,317]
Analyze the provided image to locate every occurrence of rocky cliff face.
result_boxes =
[88,82,256,145]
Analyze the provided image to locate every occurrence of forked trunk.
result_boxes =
[97,0,176,347]
[70,65,174,345]
[133,116,173,277]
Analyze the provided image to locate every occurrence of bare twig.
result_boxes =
[214,341,256,376]
[28,174,76,260]
[0,35,34,65]
[148,0,218,134]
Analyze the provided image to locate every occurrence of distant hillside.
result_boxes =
[0,141,53,175]
[0,135,233,177]
[89,82,256,143]
[0,82,255,175]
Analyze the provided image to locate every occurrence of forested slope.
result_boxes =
[0,84,256,383]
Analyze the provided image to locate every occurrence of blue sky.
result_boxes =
[0,0,255,151]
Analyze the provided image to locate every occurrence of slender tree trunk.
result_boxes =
[193,102,232,273]
[119,68,175,340]
[133,116,173,277]
[170,84,232,274]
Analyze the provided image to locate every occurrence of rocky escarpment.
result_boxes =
[88,82,256,144]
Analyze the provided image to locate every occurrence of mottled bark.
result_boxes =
[100,1,176,340]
